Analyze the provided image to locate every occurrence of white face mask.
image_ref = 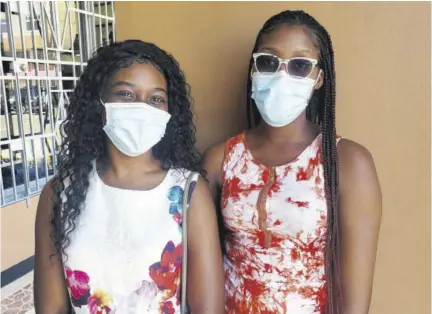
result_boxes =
[251,71,320,128]
[102,101,171,157]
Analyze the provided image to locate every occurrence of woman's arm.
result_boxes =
[186,177,225,313]
[203,142,225,201]
[34,180,70,314]
[338,139,382,314]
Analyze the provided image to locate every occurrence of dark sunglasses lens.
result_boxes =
[288,59,314,78]
[255,55,280,73]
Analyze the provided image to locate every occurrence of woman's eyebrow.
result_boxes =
[110,81,135,87]
[153,87,168,95]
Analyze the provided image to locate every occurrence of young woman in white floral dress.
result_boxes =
[34,40,224,314]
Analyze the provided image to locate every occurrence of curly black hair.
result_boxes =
[50,39,203,258]
[246,11,342,314]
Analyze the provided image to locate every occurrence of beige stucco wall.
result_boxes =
[1,196,38,270]
[115,2,431,314]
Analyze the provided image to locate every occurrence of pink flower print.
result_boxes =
[88,289,113,314]
[64,266,91,307]
[172,212,182,225]
[160,301,175,314]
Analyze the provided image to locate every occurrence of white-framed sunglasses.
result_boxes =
[252,53,318,78]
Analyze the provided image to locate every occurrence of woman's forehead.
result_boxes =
[258,25,319,59]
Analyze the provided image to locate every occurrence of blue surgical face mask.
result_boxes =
[251,71,320,127]
[101,101,171,157]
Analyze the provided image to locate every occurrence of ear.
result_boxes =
[314,69,324,90]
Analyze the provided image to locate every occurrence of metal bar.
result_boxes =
[52,0,66,148]
[76,5,85,70]
[22,59,40,192]
[34,85,47,162]
[1,158,25,168]
[28,139,40,192]
[52,1,61,50]
[39,2,57,167]
[111,1,115,42]
[16,1,27,59]
[104,3,109,45]
[29,0,52,169]
[78,1,91,62]
[70,7,114,20]
[1,0,115,205]
[24,78,36,136]
[0,133,57,145]
[46,48,72,52]
[90,1,97,51]
[40,105,50,185]
[2,184,53,207]
[0,29,13,203]
[17,0,37,190]
[27,1,51,191]
[51,89,74,92]
[0,42,12,142]
[28,2,45,139]
[0,163,4,205]
[5,145,17,203]
[100,1,106,17]
[0,153,55,168]
[0,58,88,66]
[61,91,71,126]
[60,2,70,48]
[1,76,79,80]
[41,2,60,50]
[5,1,30,202]
[53,92,64,136]
[98,1,103,47]
[24,79,35,135]
[66,1,77,85]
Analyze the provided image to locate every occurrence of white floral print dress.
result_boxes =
[62,164,198,314]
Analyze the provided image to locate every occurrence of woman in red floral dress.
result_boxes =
[205,10,382,314]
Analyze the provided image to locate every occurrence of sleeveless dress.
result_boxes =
[62,163,198,314]
[222,132,340,314]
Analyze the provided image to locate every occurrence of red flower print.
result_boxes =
[287,197,310,208]
[160,301,175,314]
[172,212,182,225]
[296,151,321,181]
[64,266,91,307]
[223,176,242,207]
[149,241,183,301]
[88,289,113,314]
[313,283,327,313]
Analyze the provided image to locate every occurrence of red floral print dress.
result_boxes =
[63,163,197,314]
[222,132,340,314]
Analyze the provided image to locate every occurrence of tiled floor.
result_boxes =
[1,283,34,314]
[1,272,34,314]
